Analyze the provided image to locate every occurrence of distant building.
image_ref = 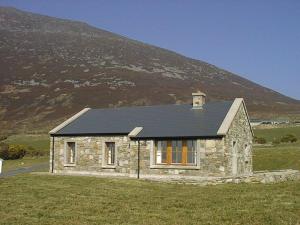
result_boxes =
[250,119,265,127]
[250,119,289,127]
[49,92,253,181]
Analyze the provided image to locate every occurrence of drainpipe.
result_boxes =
[51,136,55,173]
[137,140,140,179]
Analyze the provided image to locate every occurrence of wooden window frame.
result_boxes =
[154,139,197,166]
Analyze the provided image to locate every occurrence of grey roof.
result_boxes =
[54,101,234,138]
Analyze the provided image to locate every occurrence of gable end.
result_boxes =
[217,98,253,136]
[49,108,91,135]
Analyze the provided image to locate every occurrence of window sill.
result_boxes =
[150,165,199,170]
[102,165,116,169]
[64,163,76,167]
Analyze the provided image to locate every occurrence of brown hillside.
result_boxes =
[0,7,299,132]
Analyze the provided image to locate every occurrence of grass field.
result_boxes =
[0,127,300,224]
[252,126,300,171]
[2,134,49,172]
[254,126,300,142]
[5,134,49,152]
[253,143,300,171]
[0,174,299,225]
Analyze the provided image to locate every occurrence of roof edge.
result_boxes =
[242,99,254,137]
[217,98,253,136]
[131,135,224,140]
[49,108,91,135]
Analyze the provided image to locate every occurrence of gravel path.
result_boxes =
[0,162,48,178]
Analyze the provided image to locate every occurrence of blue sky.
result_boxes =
[1,0,299,100]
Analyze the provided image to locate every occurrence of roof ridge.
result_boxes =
[92,100,234,111]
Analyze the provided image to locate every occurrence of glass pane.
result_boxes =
[162,150,167,163]
[111,143,115,164]
[187,140,193,151]
[187,140,197,164]
[67,142,75,164]
[171,140,183,164]
[177,141,182,152]
[177,151,182,163]
[106,142,115,165]
[172,150,176,163]
[177,141,182,163]
[188,151,194,164]
[172,141,177,152]
[156,141,162,164]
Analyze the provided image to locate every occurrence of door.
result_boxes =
[232,141,238,176]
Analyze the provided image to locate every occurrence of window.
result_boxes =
[244,144,250,164]
[232,141,238,175]
[65,142,76,164]
[155,140,197,165]
[156,140,167,164]
[187,140,197,164]
[105,142,115,165]
[172,140,182,164]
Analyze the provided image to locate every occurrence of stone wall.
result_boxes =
[50,104,253,180]
[224,103,253,176]
[132,138,229,178]
[136,170,300,185]
[51,136,133,176]
[51,136,249,179]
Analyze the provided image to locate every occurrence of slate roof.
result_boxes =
[54,101,234,138]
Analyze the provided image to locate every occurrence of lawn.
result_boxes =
[252,126,300,171]
[0,174,299,225]
[253,144,300,171]
[0,128,299,224]
[254,126,300,142]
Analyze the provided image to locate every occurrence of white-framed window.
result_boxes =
[155,140,167,164]
[65,142,76,165]
[105,142,116,165]
[187,140,197,164]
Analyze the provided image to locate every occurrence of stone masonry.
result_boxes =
[50,102,254,182]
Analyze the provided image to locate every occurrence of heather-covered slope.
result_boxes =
[0,7,299,132]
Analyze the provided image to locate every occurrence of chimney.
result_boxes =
[192,91,206,109]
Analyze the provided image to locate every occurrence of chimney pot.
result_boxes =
[192,91,206,109]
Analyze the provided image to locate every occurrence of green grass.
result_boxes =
[5,134,49,153]
[252,126,300,171]
[2,134,49,172]
[254,126,300,142]
[2,157,49,172]
[0,175,299,225]
[0,128,299,224]
[253,144,300,171]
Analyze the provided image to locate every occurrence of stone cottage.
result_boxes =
[49,92,253,181]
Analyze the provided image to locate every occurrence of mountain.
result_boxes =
[0,7,299,133]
